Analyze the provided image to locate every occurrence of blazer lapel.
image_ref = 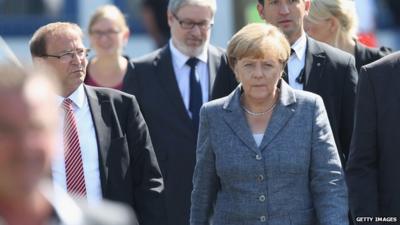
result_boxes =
[222,86,259,153]
[259,81,296,151]
[304,37,327,92]
[156,46,194,130]
[85,86,111,194]
[207,45,221,96]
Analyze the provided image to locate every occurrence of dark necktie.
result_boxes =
[186,57,202,132]
[283,48,295,83]
[62,98,86,199]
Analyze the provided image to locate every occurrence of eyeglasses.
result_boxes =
[89,29,121,38]
[173,13,213,30]
[41,48,90,63]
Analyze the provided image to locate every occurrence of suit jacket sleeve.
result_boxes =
[310,96,349,225]
[340,56,358,162]
[190,105,219,225]
[127,95,166,225]
[346,66,380,224]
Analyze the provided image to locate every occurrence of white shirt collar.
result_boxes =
[56,84,85,109]
[291,33,307,60]
[169,39,208,69]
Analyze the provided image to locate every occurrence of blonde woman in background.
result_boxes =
[85,4,131,90]
[304,0,391,72]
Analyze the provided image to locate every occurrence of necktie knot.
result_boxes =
[62,98,74,112]
[290,48,295,56]
[186,57,199,68]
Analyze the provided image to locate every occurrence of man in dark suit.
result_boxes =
[0,63,137,225]
[123,0,237,224]
[257,0,358,165]
[347,53,400,224]
[29,22,165,225]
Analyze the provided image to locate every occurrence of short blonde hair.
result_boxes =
[307,0,358,45]
[227,23,290,70]
[88,4,129,33]
[30,22,83,57]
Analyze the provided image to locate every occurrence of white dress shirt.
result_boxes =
[288,33,307,90]
[169,39,210,118]
[52,84,102,204]
[252,133,264,147]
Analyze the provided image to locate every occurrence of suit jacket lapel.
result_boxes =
[156,46,193,130]
[222,86,259,153]
[85,86,110,195]
[304,37,327,92]
[259,81,296,151]
[207,45,221,96]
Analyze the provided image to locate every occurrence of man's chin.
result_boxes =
[184,45,205,57]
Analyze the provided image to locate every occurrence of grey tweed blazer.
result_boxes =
[190,81,348,225]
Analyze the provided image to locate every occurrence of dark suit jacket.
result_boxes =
[85,85,165,225]
[122,44,237,225]
[303,37,358,166]
[346,52,400,224]
[354,41,391,72]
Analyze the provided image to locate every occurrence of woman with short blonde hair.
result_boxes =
[304,0,391,72]
[190,23,348,225]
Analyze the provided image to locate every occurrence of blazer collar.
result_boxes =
[222,80,296,153]
[85,85,110,194]
[304,37,327,91]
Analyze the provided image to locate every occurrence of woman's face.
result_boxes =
[89,17,128,57]
[234,55,283,102]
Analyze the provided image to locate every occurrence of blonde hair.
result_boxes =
[227,23,290,70]
[307,0,358,47]
[88,4,128,33]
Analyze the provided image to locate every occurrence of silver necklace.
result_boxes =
[241,102,277,116]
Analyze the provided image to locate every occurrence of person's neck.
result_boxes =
[92,55,126,70]
[288,31,304,46]
[241,88,280,114]
[0,191,51,225]
[337,35,356,56]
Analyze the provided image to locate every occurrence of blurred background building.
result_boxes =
[1,0,399,63]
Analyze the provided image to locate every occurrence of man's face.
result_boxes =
[44,28,88,97]
[257,0,310,44]
[168,4,213,57]
[0,86,58,200]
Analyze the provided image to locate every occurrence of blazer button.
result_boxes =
[260,215,266,222]
[256,154,262,160]
[259,195,266,202]
[257,175,264,182]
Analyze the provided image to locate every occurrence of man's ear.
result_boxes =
[167,10,174,27]
[257,3,265,20]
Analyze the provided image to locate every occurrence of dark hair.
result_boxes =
[29,30,47,57]
[258,0,264,5]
